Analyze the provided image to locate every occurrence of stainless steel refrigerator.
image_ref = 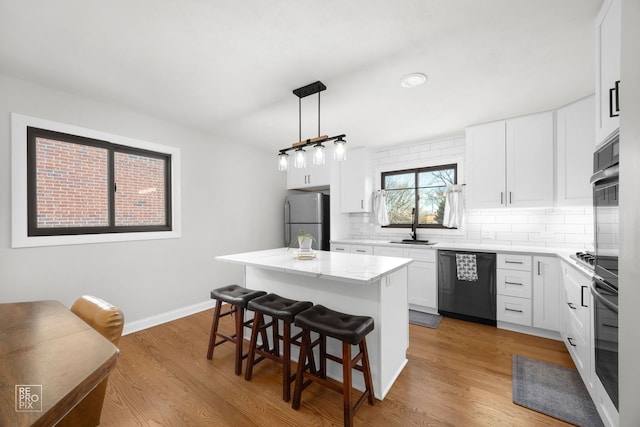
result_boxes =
[284,193,330,251]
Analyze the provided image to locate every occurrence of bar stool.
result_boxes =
[292,305,375,427]
[244,293,313,401]
[206,284,266,375]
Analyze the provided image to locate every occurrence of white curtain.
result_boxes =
[372,190,390,226]
[443,185,465,228]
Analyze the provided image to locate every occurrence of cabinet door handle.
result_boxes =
[509,191,512,204]
[567,302,576,310]
[361,200,364,209]
[609,80,620,118]
[504,260,523,265]
[355,249,366,253]
[567,337,577,347]
[537,261,541,275]
[603,323,618,329]
[505,308,523,313]
[500,192,504,205]
[580,285,588,308]
[335,248,345,251]
[505,281,523,286]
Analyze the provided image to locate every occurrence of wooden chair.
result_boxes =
[58,295,124,427]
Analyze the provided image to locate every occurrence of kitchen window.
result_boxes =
[381,164,457,228]
[12,113,181,248]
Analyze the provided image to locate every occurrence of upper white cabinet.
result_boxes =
[556,96,595,206]
[466,112,554,209]
[595,0,621,144]
[340,147,372,213]
[287,155,333,189]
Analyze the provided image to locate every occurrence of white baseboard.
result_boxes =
[122,299,215,335]
[497,321,562,341]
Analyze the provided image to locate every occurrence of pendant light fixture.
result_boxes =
[277,81,346,172]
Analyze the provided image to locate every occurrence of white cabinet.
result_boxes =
[595,0,621,144]
[496,253,532,327]
[532,256,561,332]
[340,147,372,213]
[561,260,594,395]
[466,112,554,209]
[556,96,596,206]
[350,244,373,255]
[373,245,437,314]
[330,243,349,253]
[287,156,333,189]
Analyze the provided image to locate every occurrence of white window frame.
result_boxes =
[11,113,182,248]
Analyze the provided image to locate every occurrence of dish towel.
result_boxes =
[443,184,465,228]
[372,190,390,226]
[456,253,478,281]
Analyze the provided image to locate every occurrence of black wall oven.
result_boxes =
[590,133,619,411]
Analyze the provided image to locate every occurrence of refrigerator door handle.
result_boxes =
[284,201,291,246]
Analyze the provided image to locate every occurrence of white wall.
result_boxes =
[619,0,640,424]
[0,74,286,325]
[346,136,594,249]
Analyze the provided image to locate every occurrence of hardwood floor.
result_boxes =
[101,309,574,426]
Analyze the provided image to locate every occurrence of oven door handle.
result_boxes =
[591,280,618,313]
[590,164,619,185]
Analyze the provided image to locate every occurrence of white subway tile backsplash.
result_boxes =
[347,135,594,250]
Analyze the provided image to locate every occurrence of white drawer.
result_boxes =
[350,245,373,255]
[497,269,532,298]
[404,248,436,262]
[497,253,532,271]
[497,295,532,326]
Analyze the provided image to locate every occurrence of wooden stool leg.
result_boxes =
[283,321,291,401]
[360,339,375,405]
[292,330,310,410]
[234,305,244,375]
[272,317,280,356]
[206,301,223,359]
[342,342,354,427]
[319,334,327,379]
[244,311,262,381]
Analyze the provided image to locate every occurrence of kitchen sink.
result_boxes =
[390,239,435,245]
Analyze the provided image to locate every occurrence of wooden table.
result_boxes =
[0,300,119,427]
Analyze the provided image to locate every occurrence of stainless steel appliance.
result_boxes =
[284,193,330,251]
[590,132,619,411]
[438,250,497,326]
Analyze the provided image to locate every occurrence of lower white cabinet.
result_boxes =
[374,245,437,314]
[560,260,594,396]
[497,294,532,325]
[497,254,532,327]
[532,256,562,331]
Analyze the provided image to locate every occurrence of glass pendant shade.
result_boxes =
[333,138,347,161]
[278,152,289,172]
[312,144,326,165]
[294,148,307,168]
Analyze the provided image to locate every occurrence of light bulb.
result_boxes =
[278,152,289,172]
[312,144,326,166]
[294,148,307,168]
[334,138,347,161]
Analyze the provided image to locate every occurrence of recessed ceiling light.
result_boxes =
[400,73,427,88]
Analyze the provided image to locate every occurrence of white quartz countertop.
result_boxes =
[215,247,413,286]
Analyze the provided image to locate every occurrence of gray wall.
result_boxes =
[0,74,285,324]
[619,0,640,425]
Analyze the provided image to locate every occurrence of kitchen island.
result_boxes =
[215,247,413,399]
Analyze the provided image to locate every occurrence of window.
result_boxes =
[381,164,457,228]
[27,127,172,236]
[12,113,181,248]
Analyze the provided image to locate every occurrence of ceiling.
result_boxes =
[0,0,603,153]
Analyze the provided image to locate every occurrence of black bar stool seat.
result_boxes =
[245,293,313,401]
[206,284,266,375]
[292,305,375,427]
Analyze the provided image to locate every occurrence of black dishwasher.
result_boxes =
[438,250,497,326]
